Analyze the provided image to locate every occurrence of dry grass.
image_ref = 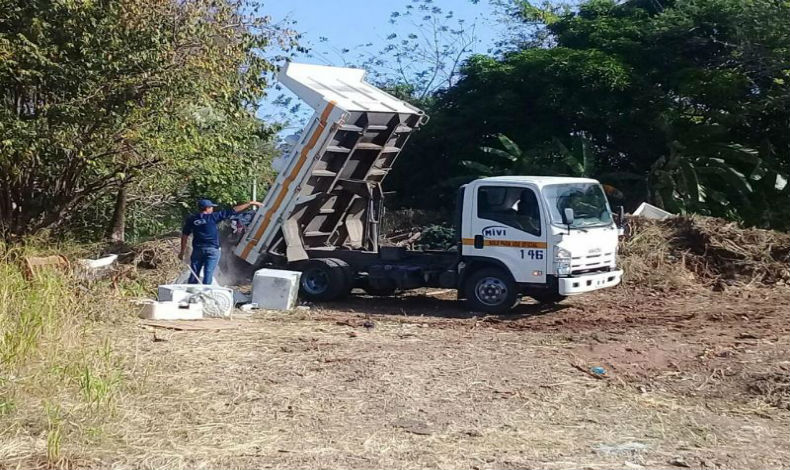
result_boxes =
[664,215,790,285]
[620,215,790,290]
[0,240,151,468]
[619,219,697,290]
[5,302,779,470]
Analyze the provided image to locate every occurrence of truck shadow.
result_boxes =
[320,291,569,321]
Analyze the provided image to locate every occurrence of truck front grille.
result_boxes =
[571,252,614,274]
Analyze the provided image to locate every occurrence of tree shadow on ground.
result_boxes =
[317,291,570,321]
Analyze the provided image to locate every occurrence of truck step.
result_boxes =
[368,168,388,176]
[382,146,401,153]
[312,169,337,177]
[366,125,389,131]
[303,231,331,237]
[340,124,364,132]
[319,208,335,214]
[327,146,351,153]
[395,125,412,133]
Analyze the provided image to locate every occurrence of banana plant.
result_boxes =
[462,133,545,176]
[553,135,594,177]
[445,133,549,188]
[648,141,761,215]
[552,134,642,200]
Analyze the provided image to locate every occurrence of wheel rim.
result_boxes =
[302,268,330,295]
[474,276,509,306]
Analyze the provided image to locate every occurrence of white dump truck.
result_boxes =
[234,62,623,313]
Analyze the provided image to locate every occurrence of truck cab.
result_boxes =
[457,176,622,312]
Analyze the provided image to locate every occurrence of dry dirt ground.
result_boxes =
[37,286,790,469]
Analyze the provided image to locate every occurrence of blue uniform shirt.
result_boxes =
[182,209,236,248]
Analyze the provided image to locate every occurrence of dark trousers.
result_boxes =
[188,246,220,284]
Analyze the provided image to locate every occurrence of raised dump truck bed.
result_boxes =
[234,63,427,266]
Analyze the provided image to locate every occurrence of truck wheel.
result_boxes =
[464,267,518,314]
[323,258,353,298]
[531,292,567,304]
[296,259,349,301]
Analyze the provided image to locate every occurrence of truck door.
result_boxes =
[463,185,547,284]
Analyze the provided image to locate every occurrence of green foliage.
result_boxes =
[0,0,289,239]
[459,133,550,181]
[416,224,456,251]
[387,0,790,229]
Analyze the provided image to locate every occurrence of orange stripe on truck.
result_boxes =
[462,238,548,249]
[240,102,337,260]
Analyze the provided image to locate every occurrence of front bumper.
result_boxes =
[558,269,622,295]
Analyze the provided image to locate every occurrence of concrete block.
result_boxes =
[251,269,301,311]
[158,284,234,318]
[634,202,674,220]
[139,301,203,320]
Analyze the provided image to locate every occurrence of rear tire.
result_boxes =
[323,258,353,298]
[295,258,351,301]
[464,267,518,314]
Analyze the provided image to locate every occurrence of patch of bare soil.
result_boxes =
[321,286,790,412]
[4,285,782,470]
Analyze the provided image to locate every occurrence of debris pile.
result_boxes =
[621,215,790,289]
[127,237,183,280]
[381,225,456,251]
[382,228,423,248]
[381,210,456,250]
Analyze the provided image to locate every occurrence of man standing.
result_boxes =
[180,198,262,284]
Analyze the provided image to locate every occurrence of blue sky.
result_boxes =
[262,0,501,63]
[257,0,506,131]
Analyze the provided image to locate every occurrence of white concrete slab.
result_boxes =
[634,202,674,220]
[139,301,203,320]
[251,269,301,311]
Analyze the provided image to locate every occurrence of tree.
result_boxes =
[386,46,634,210]
[0,0,294,240]
[387,0,790,229]
[312,0,481,100]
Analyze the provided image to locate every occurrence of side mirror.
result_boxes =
[617,205,625,227]
[562,208,575,226]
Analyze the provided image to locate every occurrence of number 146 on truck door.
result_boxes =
[520,249,544,260]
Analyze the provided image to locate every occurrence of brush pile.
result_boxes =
[621,215,790,289]
[125,237,183,287]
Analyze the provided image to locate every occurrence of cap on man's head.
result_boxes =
[197,199,218,210]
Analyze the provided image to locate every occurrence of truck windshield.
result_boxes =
[543,183,613,228]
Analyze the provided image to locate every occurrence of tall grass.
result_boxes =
[0,262,71,366]
[0,241,125,467]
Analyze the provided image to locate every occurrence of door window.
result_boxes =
[477,186,541,236]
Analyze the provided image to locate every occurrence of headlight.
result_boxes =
[554,247,572,276]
